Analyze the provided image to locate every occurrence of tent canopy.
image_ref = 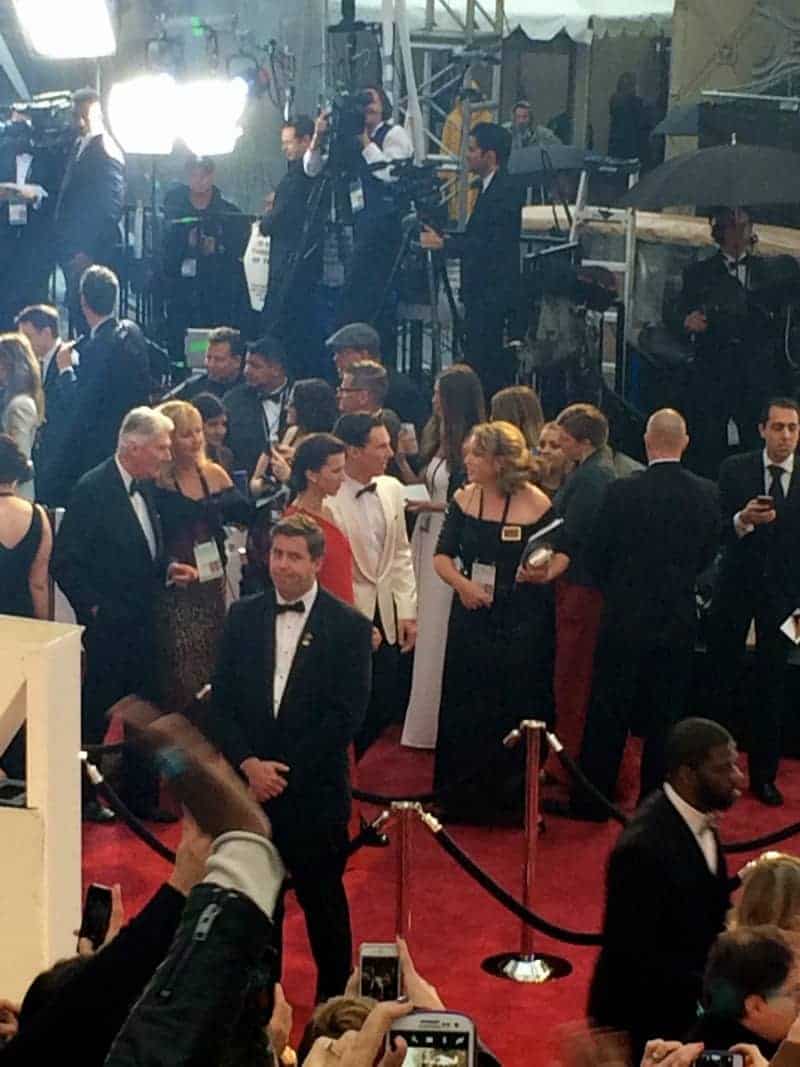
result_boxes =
[355,0,674,43]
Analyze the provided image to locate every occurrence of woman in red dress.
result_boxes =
[284,433,354,604]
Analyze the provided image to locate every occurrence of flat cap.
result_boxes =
[325,322,381,354]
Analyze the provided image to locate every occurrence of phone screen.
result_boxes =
[360,953,400,1001]
[78,884,113,950]
[390,1028,473,1067]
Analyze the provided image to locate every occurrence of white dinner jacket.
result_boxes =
[329,474,417,645]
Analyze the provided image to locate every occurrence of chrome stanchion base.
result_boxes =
[481,952,572,984]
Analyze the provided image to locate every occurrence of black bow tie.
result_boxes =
[129,478,144,498]
[276,600,305,615]
[356,482,378,499]
[264,387,286,403]
[727,255,748,270]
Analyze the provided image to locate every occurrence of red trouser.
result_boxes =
[548,579,604,784]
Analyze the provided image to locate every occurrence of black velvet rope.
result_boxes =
[552,747,630,826]
[721,821,800,854]
[429,822,603,945]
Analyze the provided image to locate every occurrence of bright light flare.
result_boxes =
[108,74,178,155]
[176,77,248,157]
[14,0,116,59]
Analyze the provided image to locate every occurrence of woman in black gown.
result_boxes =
[433,421,563,822]
[0,434,52,778]
[154,401,250,713]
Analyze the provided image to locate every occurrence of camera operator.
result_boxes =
[162,156,248,363]
[0,107,58,330]
[260,116,324,379]
[54,88,125,336]
[305,86,413,362]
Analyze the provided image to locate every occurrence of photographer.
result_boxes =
[305,86,413,362]
[0,108,58,330]
[162,156,248,363]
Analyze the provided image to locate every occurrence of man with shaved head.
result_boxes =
[560,408,721,819]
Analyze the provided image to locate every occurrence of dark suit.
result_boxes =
[55,133,125,332]
[51,457,165,811]
[162,370,242,404]
[0,144,59,329]
[589,789,731,1057]
[707,450,800,787]
[578,462,721,806]
[59,317,151,490]
[34,343,78,505]
[670,251,792,477]
[223,381,291,477]
[260,160,322,377]
[446,169,523,398]
[208,588,372,1001]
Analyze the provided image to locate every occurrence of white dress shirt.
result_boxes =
[722,251,749,287]
[340,474,387,577]
[261,395,284,442]
[663,782,718,874]
[304,122,413,180]
[15,153,32,185]
[481,168,498,194]
[734,449,794,537]
[41,340,76,384]
[273,580,318,716]
[115,457,157,559]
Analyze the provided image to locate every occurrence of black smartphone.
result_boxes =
[756,495,774,508]
[77,883,113,951]
[697,1053,744,1067]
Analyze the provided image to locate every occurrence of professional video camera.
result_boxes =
[325,89,373,172]
[389,158,446,232]
[0,92,74,154]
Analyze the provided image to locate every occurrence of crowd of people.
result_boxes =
[4,80,800,1067]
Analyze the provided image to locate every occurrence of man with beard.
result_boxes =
[588,718,745,1058]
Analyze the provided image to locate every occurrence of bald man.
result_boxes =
[562,409,721,819]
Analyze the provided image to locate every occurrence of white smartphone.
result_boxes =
[359,941,401,1001]
[388,1011,476,1067]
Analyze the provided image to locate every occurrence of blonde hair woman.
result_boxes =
[0,333,44,501]
[432,421,564,822]
[152,399,250,713]
[490,385,544,451]
[729,853,800,941]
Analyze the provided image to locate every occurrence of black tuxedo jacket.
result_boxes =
[586,461,720,646]
[51,456,165,628]
[0,145,58,240]
[34,342,78,504]
[589,790,732,1051]
[60,318,151,484]
[446,169,522,310]
[223,381,291,476]
[55,133,125,262]
[260,159,321,293]
[208,589,372,847]
[717,449,800,624]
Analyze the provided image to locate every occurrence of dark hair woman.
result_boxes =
[401,364,485,750]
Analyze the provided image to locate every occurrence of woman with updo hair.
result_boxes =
[283,432,354,604]
[729,852,800,943]
[433,421,564,822]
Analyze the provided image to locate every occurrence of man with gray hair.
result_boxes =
[52,406,197,822]
[563,408,721,819]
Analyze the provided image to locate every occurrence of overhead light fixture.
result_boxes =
[108,74,178,155]
[13,0,116,59]
[176,77,248,156]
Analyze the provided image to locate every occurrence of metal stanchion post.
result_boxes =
[393,801,418,937]
[482,720,572,984]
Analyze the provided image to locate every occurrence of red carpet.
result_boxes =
[83,732,800,1067]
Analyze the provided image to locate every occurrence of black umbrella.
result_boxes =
[652,102,699,137]
[619,143,800,209]
[509,144,587,180]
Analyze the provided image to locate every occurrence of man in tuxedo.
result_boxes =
[224,336,292,477]
[51,407,196,821]
[208,513,372,1001]
[54,87,125,335]
[58,265,150,493]
[15,304,77,506]
[422,122,524,399]
[327,322,428,431]
[669,207,793,478]
[0,109,59,330]
[260,116,323,378]
[329,412,417,756]
[589,717,744,1057]
[163,327,244,403]
[707,397,800,807]
[573,410,721,817]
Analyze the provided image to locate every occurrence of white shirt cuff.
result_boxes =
[733,511,754,538]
